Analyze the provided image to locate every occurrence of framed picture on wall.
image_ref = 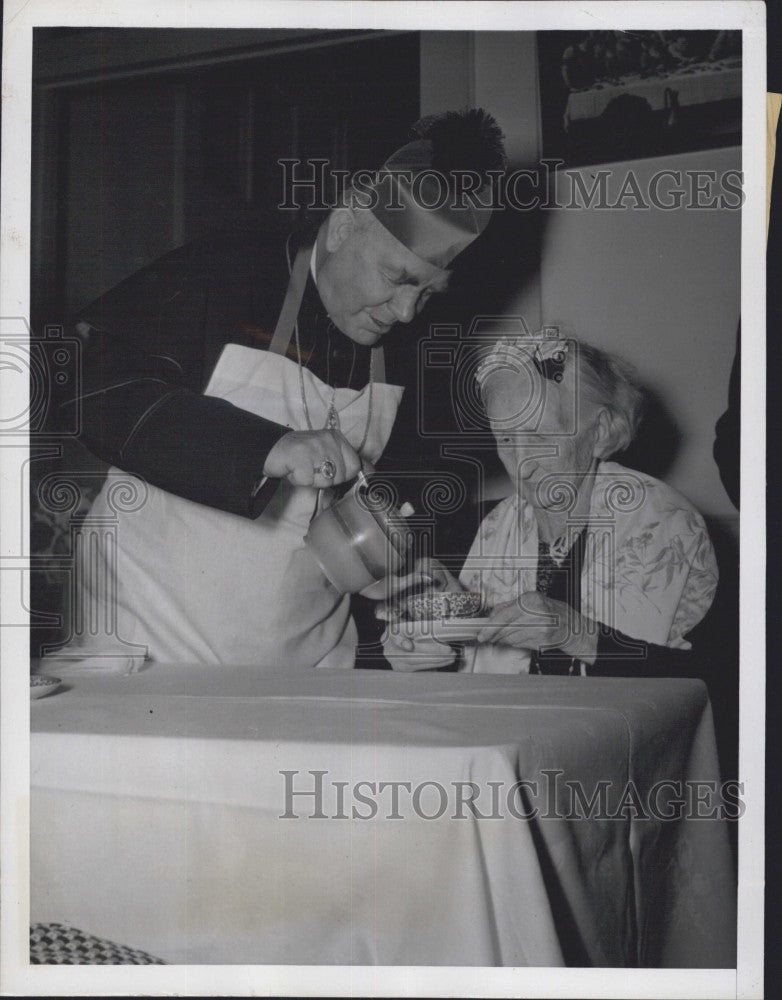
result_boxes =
[538,29,742,167]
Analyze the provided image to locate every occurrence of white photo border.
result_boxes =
[1,2,765,997]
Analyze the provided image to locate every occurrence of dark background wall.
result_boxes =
[32,28,420,323]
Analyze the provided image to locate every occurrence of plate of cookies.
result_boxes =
[402,591,488,645]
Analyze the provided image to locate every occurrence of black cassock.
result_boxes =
[63,223,386,519]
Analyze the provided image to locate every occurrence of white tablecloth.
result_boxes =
[30,666,736,966]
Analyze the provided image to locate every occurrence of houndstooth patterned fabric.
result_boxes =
[30,923,165,964]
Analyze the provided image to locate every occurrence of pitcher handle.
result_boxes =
[312,488,327,521]
[311,468,368,523]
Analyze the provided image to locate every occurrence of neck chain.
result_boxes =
[548,533,572,566]
[293,303,375,455]
[286,233,375,455]
[536,465,597,562]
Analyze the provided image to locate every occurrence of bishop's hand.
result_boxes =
[263,429,362,488]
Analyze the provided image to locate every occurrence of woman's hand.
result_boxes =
[377,617,459,672]
[476,591,598,664]
[365,557,464,606]
[373,561,463,670]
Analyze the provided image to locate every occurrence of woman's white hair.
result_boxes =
[475,334,646,458]
[572,340,645,458]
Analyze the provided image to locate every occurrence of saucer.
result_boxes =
[403,617,488,645]
[30,675,62,700]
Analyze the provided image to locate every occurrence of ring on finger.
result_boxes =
[313,459,337,479]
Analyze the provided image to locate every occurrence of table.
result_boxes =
[30,665,737,967]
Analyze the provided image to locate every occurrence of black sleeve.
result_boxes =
[60,235,289,519]
[534,625,698,677]
[713,322,740,511]
[586,627,699,678]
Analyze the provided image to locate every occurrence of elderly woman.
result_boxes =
[381,335,718,675]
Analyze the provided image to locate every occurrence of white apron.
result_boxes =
[57,248,403,669]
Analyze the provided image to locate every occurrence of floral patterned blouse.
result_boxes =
[458,462,719,674]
